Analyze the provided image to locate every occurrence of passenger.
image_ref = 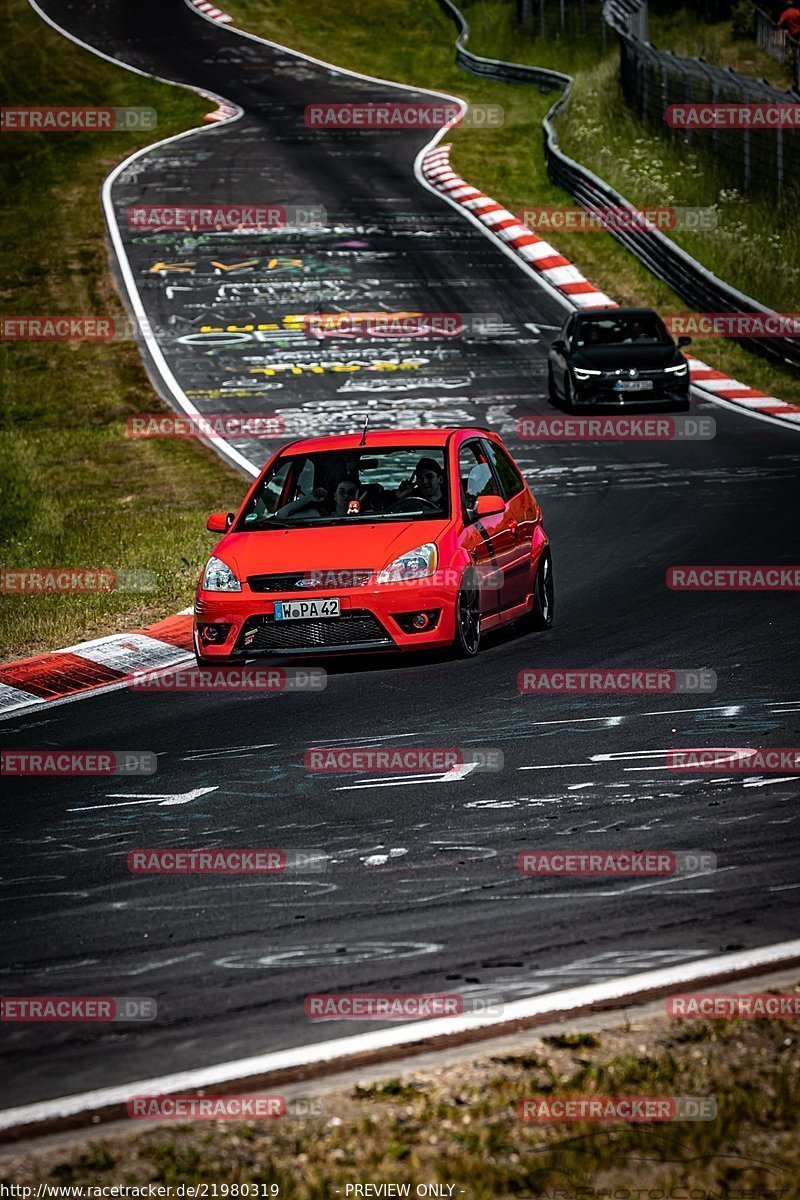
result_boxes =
[277,477,366,519]
[394,458,445,508]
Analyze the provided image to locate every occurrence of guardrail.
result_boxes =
[433,0,800,372]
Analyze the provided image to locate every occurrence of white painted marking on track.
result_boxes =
[335,762,479,790]
[743,775,800,788]
[69,787,218,811]
[3,940,799,1132]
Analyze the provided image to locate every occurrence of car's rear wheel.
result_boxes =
[453,574,482,657]
[523,547,554,631]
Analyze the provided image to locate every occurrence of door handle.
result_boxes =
[508,519,518,537]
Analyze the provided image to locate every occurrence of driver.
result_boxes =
[394,457,445,508]
[626,318,650,343]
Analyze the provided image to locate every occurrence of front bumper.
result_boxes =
[194,577,460,658]
[571,375,690,408]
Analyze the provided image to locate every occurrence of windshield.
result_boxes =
[575,314,671,348]
[238,446,450,530]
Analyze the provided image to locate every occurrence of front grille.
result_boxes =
[239,610,393,652]
[248,570,373,592]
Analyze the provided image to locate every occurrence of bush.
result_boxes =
[732,0,757,38]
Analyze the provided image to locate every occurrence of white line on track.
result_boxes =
[1,939,798,1133]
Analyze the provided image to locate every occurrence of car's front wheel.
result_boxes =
[522,547,554,631]
[453,573,482,657]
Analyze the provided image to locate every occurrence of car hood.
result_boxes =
[575,345,680,370]
[213,519,451,579]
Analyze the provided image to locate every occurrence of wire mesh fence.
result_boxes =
[605,0,800,194]
[513,0,609,41]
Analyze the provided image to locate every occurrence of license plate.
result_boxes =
[274,598,341,620]
[617,380,653,392]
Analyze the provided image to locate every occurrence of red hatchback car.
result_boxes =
[194,427,553,663]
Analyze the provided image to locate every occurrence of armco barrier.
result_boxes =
[433,0,800,373]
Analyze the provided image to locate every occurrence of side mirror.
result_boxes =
[677,335,693,347]
[206,511,234,532]
[474,493,506,518]
[551,339,567,354]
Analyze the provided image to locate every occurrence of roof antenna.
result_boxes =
[359,415,369,446]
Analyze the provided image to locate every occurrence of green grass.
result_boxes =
[0,0,244,660]
[223,0,800,409]
[648,7,795,88]
[557,58,799,314]
[5,1000,799,1193]
[542,1031,601,1049]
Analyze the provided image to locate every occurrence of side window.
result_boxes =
[458,442,496,519]
[564,313,576,347]
[244,457,301,523]
[294,458,315,500]
[481,440,524,500]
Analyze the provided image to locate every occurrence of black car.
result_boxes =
[547,307,693,410]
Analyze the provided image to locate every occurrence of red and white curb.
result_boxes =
[0,611,193,719]
[422,145,615,310]
[204,100,239,123]
[190,0,232,23]
[686,355,800,424]
[1,938,797,1137]
[422,144,800,429]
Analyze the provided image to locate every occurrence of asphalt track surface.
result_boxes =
[2,0,800,1109]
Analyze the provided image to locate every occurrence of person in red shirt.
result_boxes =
[778,2,800,37]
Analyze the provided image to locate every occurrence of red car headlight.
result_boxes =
[377,543,438,584]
